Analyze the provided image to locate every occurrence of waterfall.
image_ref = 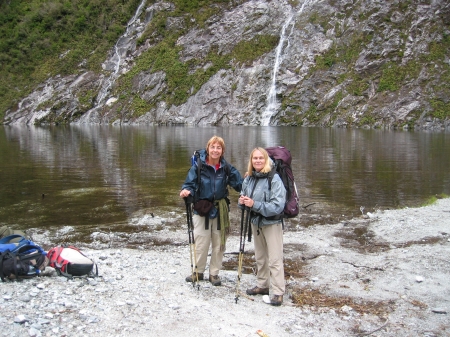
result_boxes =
[77,0,147,123]
[260,0,312,126]
[96,0,147,105]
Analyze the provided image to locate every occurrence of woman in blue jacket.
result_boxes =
[180,136,242,286]
[238,147,286,306]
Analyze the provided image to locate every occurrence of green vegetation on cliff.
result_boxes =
[0,0,142,119]
[1,0,274,122]
[2,0,448,127]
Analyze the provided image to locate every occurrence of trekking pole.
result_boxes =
[185,195,200,290]
[235,206,250,303]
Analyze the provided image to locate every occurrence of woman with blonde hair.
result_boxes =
[238,147,286,306]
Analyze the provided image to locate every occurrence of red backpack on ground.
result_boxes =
[47,245,97,278]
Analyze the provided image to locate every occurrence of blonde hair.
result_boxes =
[206,135,226,158]
[247,147,272,174]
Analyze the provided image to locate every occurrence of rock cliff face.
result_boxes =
[4,0,450,130]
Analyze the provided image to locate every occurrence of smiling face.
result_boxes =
[251,149,266,172]
[208,142,223,163]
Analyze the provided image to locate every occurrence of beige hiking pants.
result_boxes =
[192,214,226,276]
[252,222,285,296]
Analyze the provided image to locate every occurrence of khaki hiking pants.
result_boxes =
[193,214,226,276]
[252,222,285,296]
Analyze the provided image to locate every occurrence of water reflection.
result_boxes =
[0,125,449,234]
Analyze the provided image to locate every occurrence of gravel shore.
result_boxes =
[1,198,449,337]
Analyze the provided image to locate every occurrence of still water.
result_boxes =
[1,125,449,235]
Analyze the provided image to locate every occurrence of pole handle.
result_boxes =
[184,195,194,204]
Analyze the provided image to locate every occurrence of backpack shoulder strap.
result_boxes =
[194,151,203,202]
[267,166,278,191]
[194,150,202,185]
[222,159,231,183]
[0,252,9,281]
[0,234,26,245]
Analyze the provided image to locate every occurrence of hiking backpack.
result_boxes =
[0,226,27,242]
[0,234,48,281]
[47,245,98,278]
[266,146,300,218]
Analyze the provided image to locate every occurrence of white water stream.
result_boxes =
[97,0,147,105]
[78,0,147,123]
[261,0,313,126]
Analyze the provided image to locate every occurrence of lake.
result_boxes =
[1,125,449,239]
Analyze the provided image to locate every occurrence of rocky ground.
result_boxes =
[1,198,449,337]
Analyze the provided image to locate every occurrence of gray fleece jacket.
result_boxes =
[238,166,286,227]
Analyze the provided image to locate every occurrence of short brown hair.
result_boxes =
[206,136,225,157]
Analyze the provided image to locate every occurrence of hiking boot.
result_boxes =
[270,295,283,306]
[246,286,270,296]
[209,274,221,286]
[185,272,204,283]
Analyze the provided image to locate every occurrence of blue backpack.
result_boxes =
[0,234,48,281]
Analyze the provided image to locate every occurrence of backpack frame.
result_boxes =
[265,146,300,219]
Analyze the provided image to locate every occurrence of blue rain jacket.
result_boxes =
[181,149,242,203]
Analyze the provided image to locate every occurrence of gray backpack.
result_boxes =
[0,226,27,243]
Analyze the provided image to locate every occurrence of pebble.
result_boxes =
[28,327,41,337]
[431,308,447,314]
[341,305,353,313]
[36,318,50,325]
[19,295,31,302]
[14,315,28,323]
[366,212,377,219]
[88,279,98,286]
[168,303,180,310]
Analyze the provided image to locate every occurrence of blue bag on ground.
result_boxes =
[0,234,48,281]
